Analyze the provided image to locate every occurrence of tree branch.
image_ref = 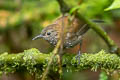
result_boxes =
[75,13,119,55]
[0,48,120,76]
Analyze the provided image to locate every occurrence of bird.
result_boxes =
[32,15,103,54]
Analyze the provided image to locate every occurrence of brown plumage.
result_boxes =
[32,15,89,50]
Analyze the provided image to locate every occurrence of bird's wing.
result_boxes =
[77,20,104,36]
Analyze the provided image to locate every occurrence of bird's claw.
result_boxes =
[75,50,81,65]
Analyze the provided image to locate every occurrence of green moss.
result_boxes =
[0,49,120,79]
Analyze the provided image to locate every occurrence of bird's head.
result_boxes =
[32,24,60,46]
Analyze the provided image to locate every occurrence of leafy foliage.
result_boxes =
[105,0,120,11]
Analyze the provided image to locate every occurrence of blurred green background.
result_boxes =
[0,0,120,80]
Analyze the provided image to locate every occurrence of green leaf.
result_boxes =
[105,0,120,11]
[73,0,112,18]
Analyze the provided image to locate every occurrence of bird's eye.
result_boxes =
[47,32,51,35]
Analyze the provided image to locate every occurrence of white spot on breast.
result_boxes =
[66,33,71,39]
[68,42,71,45]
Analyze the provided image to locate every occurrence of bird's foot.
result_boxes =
[75,50,81,65]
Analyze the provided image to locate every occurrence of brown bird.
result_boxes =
[32,15,103,54]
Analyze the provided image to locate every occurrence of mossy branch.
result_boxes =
[0,48,120,76]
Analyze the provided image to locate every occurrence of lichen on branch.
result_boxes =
[0,48,120,76]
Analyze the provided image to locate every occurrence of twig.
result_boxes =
[57,0,70,14]
[56,0,70,78]
[41,40,61,80]
[75,13,119,54]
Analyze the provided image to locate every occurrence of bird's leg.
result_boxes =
[75,38,82,64]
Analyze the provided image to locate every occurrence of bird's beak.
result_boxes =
[32,34,43,40]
